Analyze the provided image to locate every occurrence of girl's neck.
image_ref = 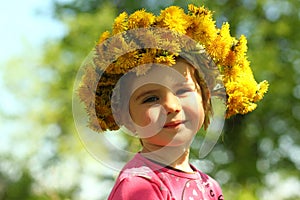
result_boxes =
[140,145,194,173]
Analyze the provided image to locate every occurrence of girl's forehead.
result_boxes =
[129,63,194,91]
[171,59,195,77]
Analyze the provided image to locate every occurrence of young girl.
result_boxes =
[77,4,268,200]
[108,58,224,199]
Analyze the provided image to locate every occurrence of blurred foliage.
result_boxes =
[1,0,300,199]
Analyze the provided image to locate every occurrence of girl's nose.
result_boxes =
[163,92,181,114]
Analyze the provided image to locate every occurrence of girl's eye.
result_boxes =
[176,88,193,95]
[142,96,159,103]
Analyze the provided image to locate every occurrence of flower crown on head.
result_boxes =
[78,4,269,132]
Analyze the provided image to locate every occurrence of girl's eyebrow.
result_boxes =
[134,89,160,101]
[175,82,196,88]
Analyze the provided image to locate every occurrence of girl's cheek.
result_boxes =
[181,94,204,115]
[148,105,167,126]
[181,93,200,107]
[136,105,166,127]
[135,105,167,138]
[135,109,151,126]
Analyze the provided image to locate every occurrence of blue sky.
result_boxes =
[0,0,66,64]
[0,0,66,115]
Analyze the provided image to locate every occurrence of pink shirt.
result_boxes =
[108,153,224,200]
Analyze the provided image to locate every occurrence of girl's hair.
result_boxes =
[192,63,212,130]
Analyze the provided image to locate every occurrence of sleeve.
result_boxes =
[209,177,224,200]
[198,170,224,200]
[108,176,165,200]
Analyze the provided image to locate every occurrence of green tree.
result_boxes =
[1,0,300,199]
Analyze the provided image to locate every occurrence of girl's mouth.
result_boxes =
[163,120,185,129]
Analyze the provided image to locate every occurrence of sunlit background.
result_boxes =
[1,0,300,199]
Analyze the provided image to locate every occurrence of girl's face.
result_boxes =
[127,60,205,148]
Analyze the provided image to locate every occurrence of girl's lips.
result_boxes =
[163,121,185,128]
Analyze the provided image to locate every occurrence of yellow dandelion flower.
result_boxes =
[78,85,95,108]
[105,41,125,61]
[160,39,181,56]
[253,80,269,101]
[157,6,191,34]
[84,64,100,82]
[187,16,217,45]
[153,31,182,53]
[97,31,110,44]
[94,58,111,72]
[188,4,212,17]
[222,58,251,84]
[223,50,236,67]
[186,5,218,45]
[95,104,112,116]
[206,23,234,64]
[89,115,108,132]
[106,114,118,130]
[225,80,258,117]
[96,36,126,63]
[105,63,126,74]
[128,9,155,29]
[112,12,128,34]
[233,35,248,65]
[225,84,243,116]
[115,51,139,72]
[224,70,267,117]
[155,54,176,66]
[241,77,258,97]
[206,36,222,62]
[138,51,155,65]
[78,66,100,108]
[245,102,257,113]
[180,35,199,51]
[237,59,255,82]
[132,29,160,48]
[106,34,139,61]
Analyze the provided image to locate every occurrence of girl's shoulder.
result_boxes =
[117,153,167,185]
[195,169,224,200]
[108,154,171,200]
